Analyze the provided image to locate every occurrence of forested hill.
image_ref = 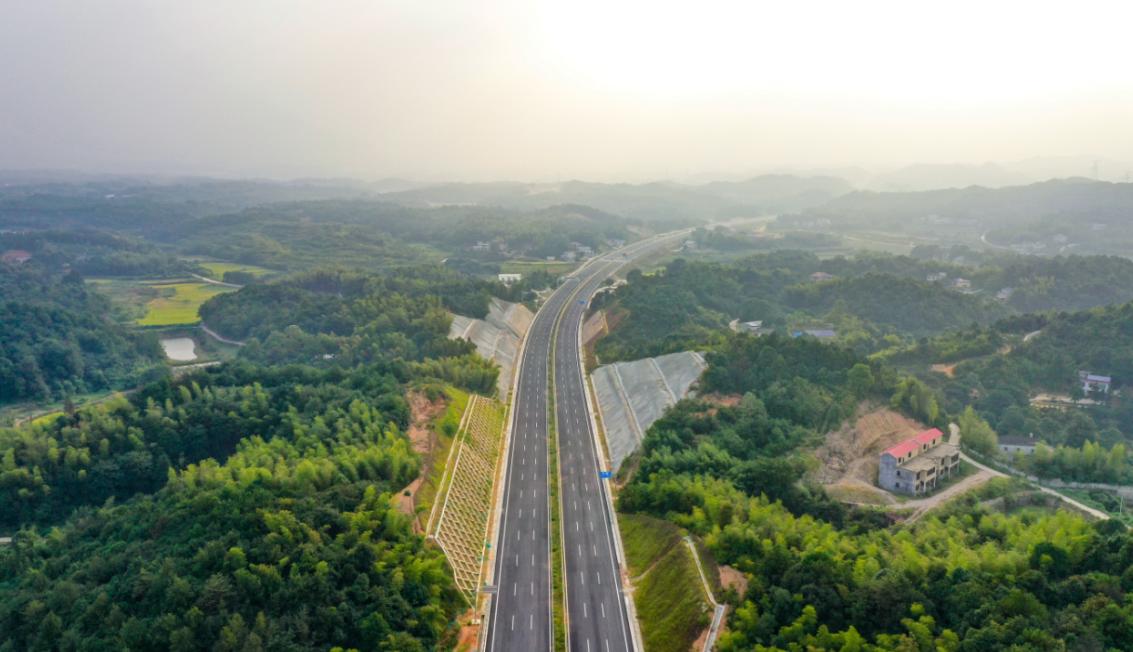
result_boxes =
[781,179,1133,257]
[0,261,538,648]
[592,253,1004,361]
[617,332,1133,651]
[0,364,462,650]
[786,178,1133,231]
[0,263,163,403]
[198,269,512,391]
[592,250,1133,362]
[0,192,637,272]
[910,301,1133,455]
[0,229,196,277]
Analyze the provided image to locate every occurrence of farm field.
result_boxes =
[137,282,232,326]
[88,278,235,326]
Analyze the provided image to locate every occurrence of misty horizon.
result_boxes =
[3,1,1132,183]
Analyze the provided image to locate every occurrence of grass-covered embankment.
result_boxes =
[619,513,712,652]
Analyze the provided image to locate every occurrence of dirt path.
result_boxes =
[684,536,726,652]
[199,323,246,346]
[956,448,1110,521]
[903,468,996,522]
[905,423,1110,522]
[190,273,243,289]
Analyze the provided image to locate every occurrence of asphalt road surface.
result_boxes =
[486,234,685,652]
[554,257,635,652]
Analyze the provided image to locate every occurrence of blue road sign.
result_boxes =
[599,470,612,479]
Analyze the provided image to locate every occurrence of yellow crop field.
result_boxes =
[137,282,233,326]
[197,261,273,279]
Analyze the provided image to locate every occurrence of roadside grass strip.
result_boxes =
[620,513,712,652]
[432,395,506,605]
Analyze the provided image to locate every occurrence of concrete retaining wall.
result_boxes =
[592,351,707,470]
[448,298,534,400]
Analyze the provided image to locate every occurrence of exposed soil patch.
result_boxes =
[930,363,956,378]
[812,404,927,504]
[407,390,448,454]
[692,624,710,651]
[455,612,480,652]
[396,391,450,531]
[718,564,749,598]
[702,393,741,408]
[694,393,742,418]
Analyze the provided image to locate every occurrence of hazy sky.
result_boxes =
[2,0,1131,181]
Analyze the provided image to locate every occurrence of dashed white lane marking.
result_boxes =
[597,571,601,585]
[511,615,515,631]
[530,614,534,630]
[531,582,534,595]
[580,571,585,585]
[583,602,588,618]
[601,602,606,618]
[531,554,535,566]
[515,554,518,567]
[513,583,516,595]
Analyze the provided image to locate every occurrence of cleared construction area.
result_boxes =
[448,298,534,400]
[592,351,707,470]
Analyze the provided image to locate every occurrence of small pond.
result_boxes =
[160,337,198,362]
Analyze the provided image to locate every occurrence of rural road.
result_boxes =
[199,323,246,347]
[486,232,687,652]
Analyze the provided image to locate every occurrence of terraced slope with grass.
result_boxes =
[620,513,712,652]
[431,394,506,604]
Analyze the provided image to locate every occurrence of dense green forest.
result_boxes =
[592,252,1001,361]
[780,178,1133,257]
[197,269,500,391]
[0,365,462,651]
[617,334,1133,650]
[0,253,521,648]
[888,302,1133,485]
[10,176,1133,650]
[0,263,163,403]
[0,192,635,273]
[592,249,1133,362]
[0,229,196,278]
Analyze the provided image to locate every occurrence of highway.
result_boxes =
[486,234,685,652]
[554,256,635,652]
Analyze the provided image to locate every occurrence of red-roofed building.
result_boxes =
[879,428,959,495]
[0,249,31,265]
